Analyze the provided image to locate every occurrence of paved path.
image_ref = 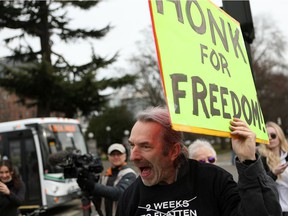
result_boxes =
[217,151,238,181]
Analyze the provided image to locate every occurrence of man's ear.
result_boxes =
[170,142,181,161]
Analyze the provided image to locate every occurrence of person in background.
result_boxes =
[77,143,137,216]
[116,106,281,216]
[0,159,25,216]
[258,121,288,216]
[188,139,217,164]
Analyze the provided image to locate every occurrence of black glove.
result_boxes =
[77,177,95,192]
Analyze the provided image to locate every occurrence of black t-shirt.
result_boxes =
[117,160,238,216]
[116,158,281,216]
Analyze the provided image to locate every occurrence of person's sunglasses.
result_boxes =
[198,156,216,164]
[269,133,277,140]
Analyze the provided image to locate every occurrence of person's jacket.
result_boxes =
[0,180,25,216]
[92,164,137,216]
[116,156,281,216]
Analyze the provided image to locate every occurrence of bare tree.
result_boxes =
[252,16,288,133]
[129,27,166,107]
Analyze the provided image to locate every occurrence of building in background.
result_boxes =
[0,87,37,122]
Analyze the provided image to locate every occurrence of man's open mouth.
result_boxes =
[139,166,152,177]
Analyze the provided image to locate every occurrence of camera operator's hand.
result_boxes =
[77,177,95,192]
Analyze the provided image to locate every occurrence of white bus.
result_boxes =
[0,117,88,213]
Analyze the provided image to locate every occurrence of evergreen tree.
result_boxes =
[86,106,135,153]
[0,1,135,117]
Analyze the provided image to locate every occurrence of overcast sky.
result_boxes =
[0,0,287,72]
[60,0,288,71]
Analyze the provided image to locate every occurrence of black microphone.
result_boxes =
[49,151,72,166]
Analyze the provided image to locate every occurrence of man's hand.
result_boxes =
[230,118,256,162]
[77,177,95,192]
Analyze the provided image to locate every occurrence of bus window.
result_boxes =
[9,140,21,174]
[43,123,86,154]
[40,123,87,173]
[47,137,58,154]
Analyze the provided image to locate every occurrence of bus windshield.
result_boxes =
[37,122,88,174]
[42,123,87,154]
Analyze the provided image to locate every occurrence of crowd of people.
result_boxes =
[116,106,281,216]
[2,106,288,216]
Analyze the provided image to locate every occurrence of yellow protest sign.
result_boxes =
[149,0,268,144]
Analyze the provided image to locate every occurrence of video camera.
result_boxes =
[49,150,103,180]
